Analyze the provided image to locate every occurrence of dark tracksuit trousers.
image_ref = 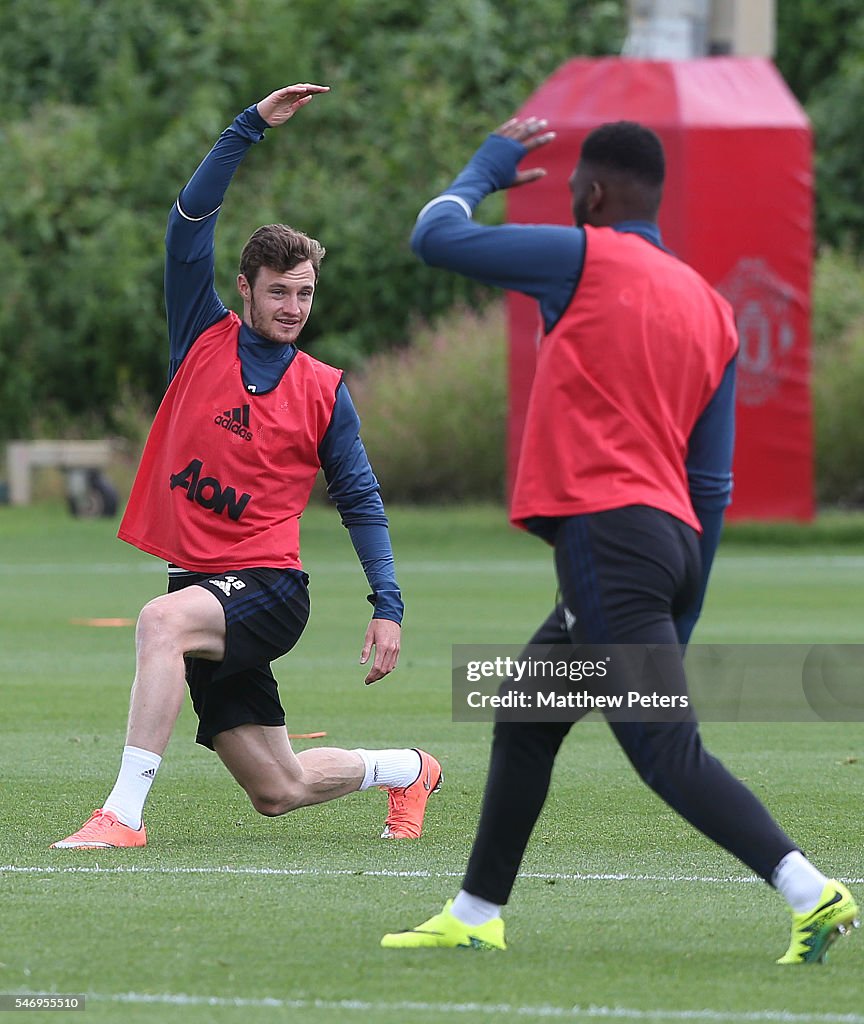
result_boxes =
[462,505,796,905]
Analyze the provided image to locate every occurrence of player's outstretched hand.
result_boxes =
[256,83,330,127]
[360,618,401,685]
[493,116,556,187]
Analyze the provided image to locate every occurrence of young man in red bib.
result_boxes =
[52,84,440,851]
[380,116,858,964]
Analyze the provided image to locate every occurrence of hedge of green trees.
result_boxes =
[2,0,864,505]
[0,0,623,440]
[776,0,864,249]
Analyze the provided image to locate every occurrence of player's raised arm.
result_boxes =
[408,115,582,321]
[165,84,331,375]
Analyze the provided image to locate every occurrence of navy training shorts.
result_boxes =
[167,566,310,749]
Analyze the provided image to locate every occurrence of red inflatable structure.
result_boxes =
[507,57,813,520]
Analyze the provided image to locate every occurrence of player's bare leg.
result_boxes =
[214,725,365,814]
[127,587,226,753]
[215,725,441,836]
[51,587,226,849]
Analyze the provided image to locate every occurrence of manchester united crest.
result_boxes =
[716,258,800,407]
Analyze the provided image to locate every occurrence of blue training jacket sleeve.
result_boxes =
[410,134,584,332]
[676,356,737,645]
[164,104,270,378]
[318,383,404,624]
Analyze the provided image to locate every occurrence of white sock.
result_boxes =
[772,851,829,913]
[102,745,162,830]
[353,748,422,790]
[452,889,501,925]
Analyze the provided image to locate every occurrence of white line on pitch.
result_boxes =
[0,864,756,882]
[4,863,864,886]
[78,991,864,1023]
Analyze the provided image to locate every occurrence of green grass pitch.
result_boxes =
[1,503,862,1023]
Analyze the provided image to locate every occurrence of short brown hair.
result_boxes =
[239,224,326,286]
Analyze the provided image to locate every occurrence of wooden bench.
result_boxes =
[6,440,117,512]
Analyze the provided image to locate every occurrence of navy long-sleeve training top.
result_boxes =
[163,104,403,623]
[411,134,737,644]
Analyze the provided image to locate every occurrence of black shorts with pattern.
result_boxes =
[167,567,310,749]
